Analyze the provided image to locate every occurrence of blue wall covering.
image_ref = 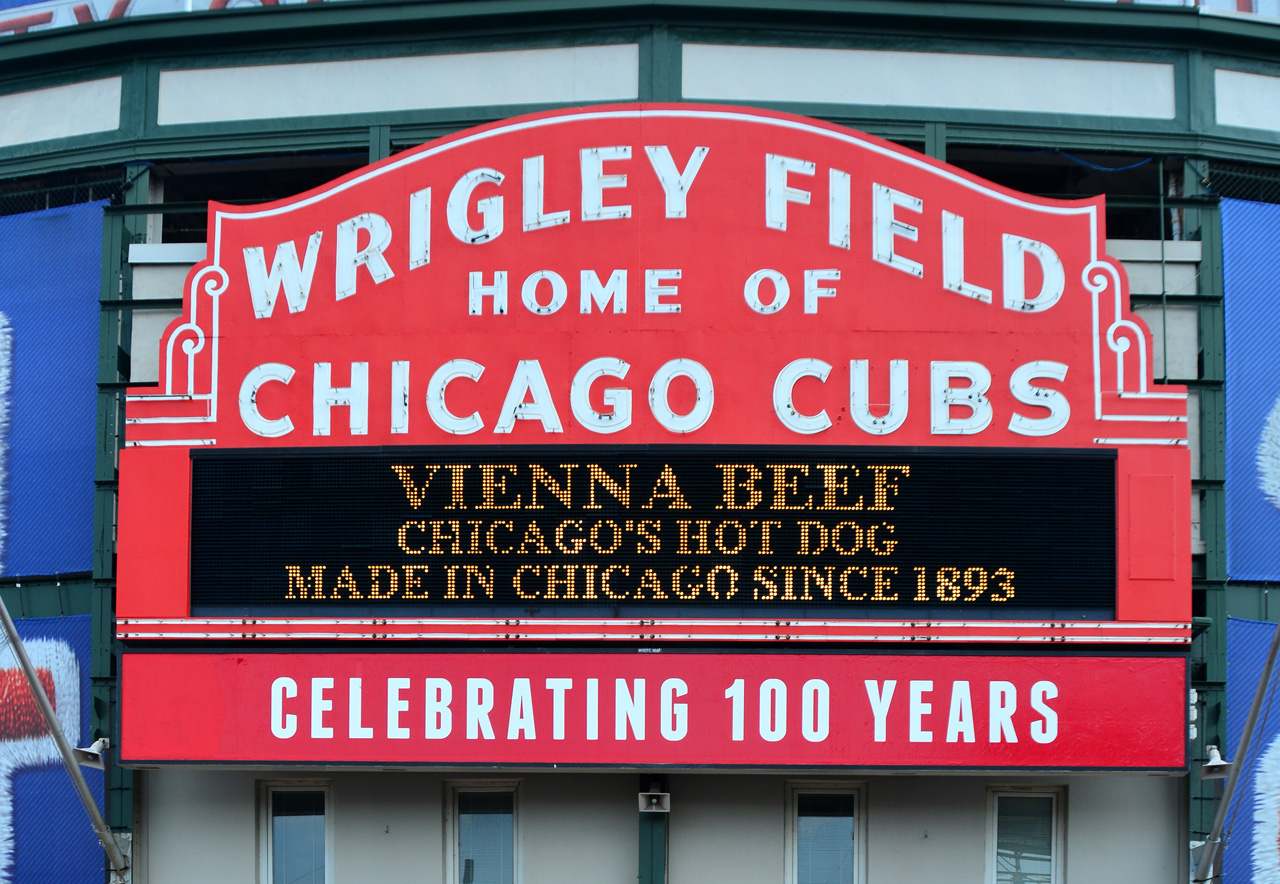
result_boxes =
[1222,198,1280,581]
[0,202,103,577]
[0,614,104,883]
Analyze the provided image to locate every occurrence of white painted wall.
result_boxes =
[682,44,1176,119]
[1065,775,1184,883]
[136,770,638,884]
[0,76,121,148]
[136,768,258,884]
[157,45,639,126]
[1216,68,1280,132]
[668,775,783,884]
[521,774,638,884]
[866,776,988,879]
[136,770,1184,884]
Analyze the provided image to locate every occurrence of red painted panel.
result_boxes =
[117,104,1190,635]
[120,652,1185,768]
[116,446,190,618]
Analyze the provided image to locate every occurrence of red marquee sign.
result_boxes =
[116,104,1190,643]
[119,651,1185,769]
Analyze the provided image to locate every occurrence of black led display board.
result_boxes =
[189,446,1115,618]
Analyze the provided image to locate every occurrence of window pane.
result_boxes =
[272,790,325,884]
[995,796,1054,884]
[458,791,514,884]
[798,793,855,884]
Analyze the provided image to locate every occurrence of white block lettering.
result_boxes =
[546,678,572,741]
[930,360,992,435]
[581,146,632,221]
[335,212,394,300]
[1030,680,1059,744]
[448,168,505,244]
[311,677,333,739]
[466,678,495,740]
[765,154,814,231]
[313,361,369,436]
[865,679,896,743]
[424,677,452,739]
[872,183,923,278]
[387,678,410,739]
[774,358,832,435]
[244,231,322,319]
[644,145,709,218]
[240,363,295,438]
[571,357,632,434]
[616,678,645,740]
[494,359,563,434]
[507,677,536,740]
[909,679,933,743]
[989,681,1018,743]
[270,677,297,739]
[660,678,688,741]
[349,678,373,739]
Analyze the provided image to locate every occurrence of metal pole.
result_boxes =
[1194,618,1280,882]
[0,596,129,879]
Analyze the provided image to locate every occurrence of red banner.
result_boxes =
[120,652,1184,768]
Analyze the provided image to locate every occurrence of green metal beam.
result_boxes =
[2,0,1275,75]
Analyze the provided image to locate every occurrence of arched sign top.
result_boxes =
[127,103,1184,450]
[116,105,1190,638]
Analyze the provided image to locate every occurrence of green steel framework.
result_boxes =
[0,0,1259,862]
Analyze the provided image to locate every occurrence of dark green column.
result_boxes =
[638,776,667,884]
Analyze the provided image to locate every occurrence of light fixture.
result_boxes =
[73,738,110,771]
[1202,745,1232,781]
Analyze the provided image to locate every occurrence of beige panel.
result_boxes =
[866,777,988,880]
[521,774,637,884]
[140,768,258,884]
[1216,68,1280,132]
[1123,262,1199,297]
[668,774,783,884]
[129,263,191,384]
[1108,240,1202,299]
[0,77,121,148]
[1066,775,1183,882]
[1182,488,1203,557]
[683,44,1175,118]
[158,45,639,125]
[331,772,445,884]
[1133,304,1199,380]
[1106,240,1202,264]
[137,771,1183,883]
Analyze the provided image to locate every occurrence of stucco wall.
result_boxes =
[136,769,1184,884]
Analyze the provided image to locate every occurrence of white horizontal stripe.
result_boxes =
[683,44,1175,119]
[1216,68,1280,132]
[0,77,121,148]
[1094,437,1188,446]
[158,45,638,125]
[123,438,215,447]
[118,617,1189,629]
[128,243,207,264]
[1097,414,1187,422]
[118,630,1189,643]
[1116,391,1187,400]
